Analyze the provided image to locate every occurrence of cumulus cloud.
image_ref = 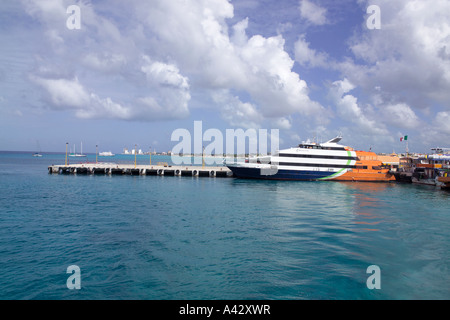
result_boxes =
[382,103,420,129]
[139,56,191,120]
[240,34,323,118]
[212,90,263,129]
[342,0,450,109]
[82,53,127,73]
[135,0,324,127]
[294,34,328,68]
[329,78,388,136]
[434,111,450,134]
[30,76,90,109]
[141,57,189,90]
[273,117,292,130]
[19,0,323,129]
[30,75,131,119]
[299,0,328,26]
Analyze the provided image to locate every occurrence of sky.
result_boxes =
[0,0,450,154]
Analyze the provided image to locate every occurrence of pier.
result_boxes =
[48,163,234,178]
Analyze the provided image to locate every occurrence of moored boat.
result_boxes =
[99,151,115,156]
[69,142,86,157]
[410,150,450,186]
[333,150,396,182]
[226,136,396,182]
[437,176,450,189]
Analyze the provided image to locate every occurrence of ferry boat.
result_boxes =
[226,136,396,182]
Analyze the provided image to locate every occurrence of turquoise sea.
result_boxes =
[0,151,449,300]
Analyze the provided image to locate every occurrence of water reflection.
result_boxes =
[337,182,390,232]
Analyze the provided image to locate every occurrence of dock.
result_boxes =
[48,163,233,177]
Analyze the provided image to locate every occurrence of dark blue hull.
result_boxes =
[228,166,332,181]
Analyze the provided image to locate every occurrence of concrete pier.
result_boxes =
[48,163,234,178]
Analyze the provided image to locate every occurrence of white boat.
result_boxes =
[33,140,43,157]
[69,142,86,157]
[226,136,396,181]
[99,151,115,156]
[226,136,357,180]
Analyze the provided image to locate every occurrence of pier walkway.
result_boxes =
[48,163,233,178]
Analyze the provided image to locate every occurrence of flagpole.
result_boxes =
[401,135,409,156]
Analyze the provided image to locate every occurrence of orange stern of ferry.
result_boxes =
[334,151,397,182]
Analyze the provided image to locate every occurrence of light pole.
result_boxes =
[96,145,98,164]
[65,142,68,166]
[149,147,152,165]
[134,144,137,168]
[202,146,205,168]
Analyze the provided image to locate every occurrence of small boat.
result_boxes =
[437,176,450,189]
[33,140,43,157]
[99,151,115,156]
[392,156,415,182]
[69,142,86,157]
[410,149,450,186]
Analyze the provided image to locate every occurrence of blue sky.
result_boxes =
[1,0,449,154]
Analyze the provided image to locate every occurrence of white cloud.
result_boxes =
[19,0,324,128]
[140,56,191,120]
[239,34,324,119]
[299,0,328,26]
[30,76,90,109]
[77,94,131,120]
[342,0,450,108]
[273,117,292,130]
[136,95,189,121]
[82,53,127,73]
[231,17,249,47]
[136,0,325,124]
[329,78,388,135]
[137,0,325,126]
[294,34,328,67]
[434,111,450,134]
[322,0,450,149]
[30,76,131,119]
[212,90,263,129]
[383,103,420,129]
[141,57,189,90]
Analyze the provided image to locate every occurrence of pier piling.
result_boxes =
[48,164,233,178]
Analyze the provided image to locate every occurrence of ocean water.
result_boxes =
[0,151,449,300]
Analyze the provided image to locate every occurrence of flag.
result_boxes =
[400,135,408,142]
